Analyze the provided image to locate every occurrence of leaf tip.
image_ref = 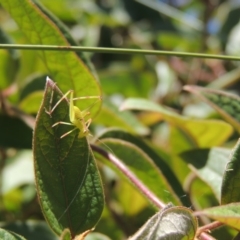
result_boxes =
[46,76,55,88]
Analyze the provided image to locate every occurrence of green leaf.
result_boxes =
[60,229,71,240]
[0,228,26,240]
[19,75,46,101]
[233,232,240,240]
[2,220,58,240]
[181,147,231,201]
[39,0,76,23]
[189,178,219,211]
[169,126,197,154]
[113,178,152,216]
[200,203,240,230]
[129,204,197,240]
[157,32,201,52]
[97,128,191,206]
[33,79,104,238]
[18,75,48,114]
[0,27,19,89]
[221,139,240,204]
[0,0,101,117]
[167,126,198,186]
[121,98,233,147]
[85,232,112,240]
[0,114,32,149]
[2,150,34,194]
[18,91,45,114]
[184,85,240,133]
[17,50,47,84]
[99,58,156,98]
[96,100,149,136]
[33,0,94,73]
[96,138,181,206]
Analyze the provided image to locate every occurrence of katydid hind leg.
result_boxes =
[52,121,73,128]
[52,121,77,138]
[60,127,78,139]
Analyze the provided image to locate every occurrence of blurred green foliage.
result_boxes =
[1,0,240,239]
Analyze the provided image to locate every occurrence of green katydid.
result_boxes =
[47,82,101,139]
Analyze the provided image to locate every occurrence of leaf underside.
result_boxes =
[0,228,26,240]
[184,85,240,133]
[129,204,197,240]
[33,79,104,238]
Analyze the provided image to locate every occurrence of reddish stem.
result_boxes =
[91,144,166,209]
